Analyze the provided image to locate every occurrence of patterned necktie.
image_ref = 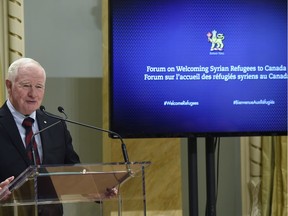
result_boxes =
[22,117,41,165]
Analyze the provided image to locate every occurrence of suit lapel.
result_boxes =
[0,103,30,165]
[36,110,54,163]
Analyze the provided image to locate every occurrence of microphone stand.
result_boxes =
[30,120,62,166]
[29,119,62,213]
[40,106,132,175]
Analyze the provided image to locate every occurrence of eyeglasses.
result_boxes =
[17,82,45,91]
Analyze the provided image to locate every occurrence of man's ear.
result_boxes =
[5,80,12,93]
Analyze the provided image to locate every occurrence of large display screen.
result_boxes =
[109,0,287,138]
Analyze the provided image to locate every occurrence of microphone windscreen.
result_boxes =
[58,106,65,113]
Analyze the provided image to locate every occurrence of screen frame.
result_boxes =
[107,0,288,139]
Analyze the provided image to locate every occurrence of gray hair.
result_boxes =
[7,58,46,82]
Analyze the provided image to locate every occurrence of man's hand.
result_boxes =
[0,176,14,201]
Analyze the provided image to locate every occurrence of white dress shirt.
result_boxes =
[7,99,43,163]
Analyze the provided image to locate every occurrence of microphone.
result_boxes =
[39,105,131,166]
[30,119,62,166]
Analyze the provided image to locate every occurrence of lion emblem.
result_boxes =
[207,30,225,51]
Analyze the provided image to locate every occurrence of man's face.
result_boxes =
[6,63,46,115]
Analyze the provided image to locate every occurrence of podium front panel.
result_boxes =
[0,162,150,208]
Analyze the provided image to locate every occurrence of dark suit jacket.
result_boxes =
[0,102,80,215]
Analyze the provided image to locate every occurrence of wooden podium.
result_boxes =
[0,162,150,215]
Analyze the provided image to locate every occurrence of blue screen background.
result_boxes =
[109,0,287,137]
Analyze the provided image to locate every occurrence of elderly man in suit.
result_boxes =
[0,58,80,216]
